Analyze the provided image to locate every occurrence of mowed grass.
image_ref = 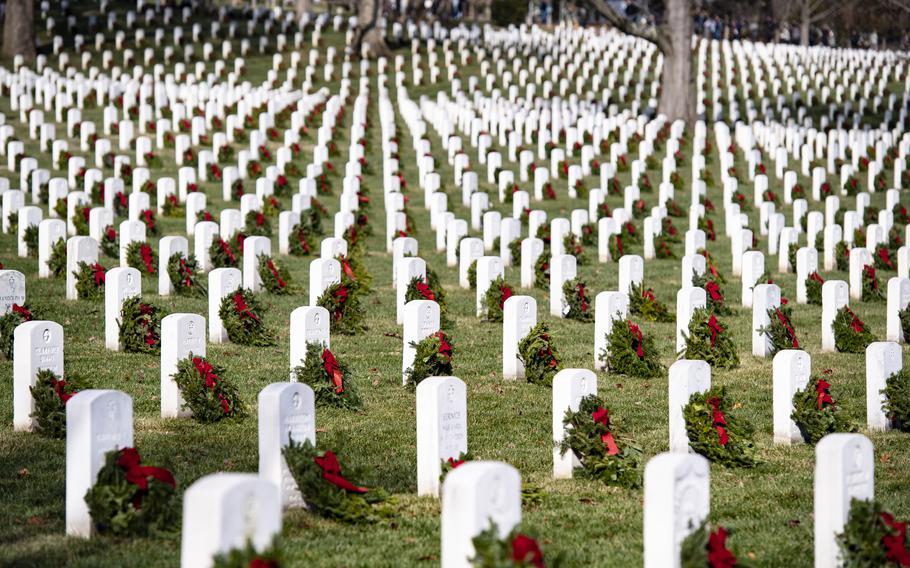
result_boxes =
[1,14,909,568]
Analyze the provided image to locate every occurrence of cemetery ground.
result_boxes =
[2,22,910,568]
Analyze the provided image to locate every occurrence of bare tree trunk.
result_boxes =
[354,0,391,58]
[657,0,693,123]
[2,0,35,61]
[800,0,810,46]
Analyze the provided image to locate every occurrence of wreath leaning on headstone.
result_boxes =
[48,238,67,278]
[212,540,283,568]
[791,373,857,444]
[171,355,247,423]
[29,369,88,439]
[683,386,758,468]
[882,368,910,432]
[482,276,514,323]
[758,303,800,355]
[628,281,674,323]
[404,331,454,389]
[292,342,361,410]
[470,522,561,568]
[209,237,240,268]
[167,253,206,297]
[0,303,34,359]
[837,499,910,567]
[679,521,747,568]
[833,306,876,353]
[562,278,594,322]
[806,271,824,305]
[317,279,367,335]
[558,394,643,488]
[118,296,164,354]
[517,323,562,387]
[101,225,119,258]
[84,447,178,537]
[125,241,158,275]
[680,308,739,369]
[283,439,394,524]
[75,262,107,301]
[862,265,886,302]
[257,254,292,295]
[218,288,278,347]
[601,319,664,379]
[534,252,550,289]
[692,271,733,315]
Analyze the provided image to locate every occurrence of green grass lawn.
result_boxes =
[0,6,908,567]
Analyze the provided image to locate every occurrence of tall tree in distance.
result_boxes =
[2,0,35,61]
[585,0,694,124]
[777,0,857,46]
[354,0,391,58]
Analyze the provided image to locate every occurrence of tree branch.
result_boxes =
[584,0,672,54]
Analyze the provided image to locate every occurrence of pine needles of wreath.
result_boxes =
[601,318,664,378]
[759,304,800,355]
[837,498,910,567]
[833,306,877,353]
[167,253,206,297]
[212,540,283,568]
[171,355,247,423]
[680,308,739,369]
[316,278,367,335]
[292,342,361,409]
[0,303,34,358]
[29,369,89,439]
[218,288,277,346]
[118,296,164,354]
[517,323,562,386]
[559,394,642,488]
[404,331,454,388]
[482,275,514,322]
[470,522,561,568]
[562,278,593,322]
[257,253,292,295]
[628,281,673,322]
[683,386,758,468]
[75,261,106,300]
[790,374,856,444]
[882,369,910,432]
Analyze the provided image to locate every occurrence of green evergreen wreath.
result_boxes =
[562,278,593,322]
[483,276,514,323]
[608,233,626,260]
[337,253,373,292]
[29,369,88,439]
[209,237,240,268]
[467,259,477,289]
[167,253,206,297]
[118,296,163,354]
[292,342,361,409]
[580,222,597,246]
[806,271,824,305]
[84,447,178,537]
[875,246,896,271]
[901,305,910,346]
[862,265,885,302]
[758,304,800,355]
[283,439,394,524]
[517,323,562,386]
[23,224,38,257]
[533,252,550,289]
[837,498,910,567]
[404,331,454,388]
[257,254,291,295]
[470,522,561,568]
[218,288,277,346]
[171,355,247,422]
[558,394,642,488]
[563,233,587,265]
[883,369,910,432]
[680,308,739,369]
[698,248,727,284]
[683,386,758,467]
[655,235,676,259]
[833,306,876,353]
[438,452,473,483]
[692,271,733,315]
[601,319,664,378]
[75,262,106,301]
[791,374,857,444]
[628,281,674,323]
[317,279,367,335]
[836,241,851,271]
[0,303,34,359]
[787,241,799,273]
[289,223,316,256]
[680,521,745,568]
[125,241,158,275]
[245,210,271,236]
[100,225,119,258]
[48,238,67,278]
[212,540,282,568]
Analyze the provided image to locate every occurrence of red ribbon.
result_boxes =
[809,271,825,284]
[499,285,513,309]
[879,247,895,269]
[219,239,236,264]
[178,258,193,288]
[628,321,644,359]
[591,407,620,455]
[435,331,452,361]
[116,447,176,508]
[297,230,311,254]
[314,451,367,493]
[707,526,737,568]
[706,281,722,302]
[775,308,799,348]
[255,212,265,227]
[707,315,724,348]
[708,397,729,446]
[50,375,73,404]
[233,292,260,322]
[92,263,106,286]
[615,235,624,256]
[117,192,127,208]
[322,348,344,394]
[816,379,834,410]
[881,512,910,566]
[339,255,356,280]
[12,303,31,320]
[416,280,435,301]
[511,535,545,568]
[139,244,155,274]
[446,457,465,469]
[193,357,231,414]
[848,309,865,334]
[266,259,286,288]
[577,283,587,313]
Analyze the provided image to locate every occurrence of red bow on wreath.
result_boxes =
[193,357,231,414]
[12,303,31,320]
[707,315,724,348]
[878,247,895,269]
[178,258,192,288]
[864,265,879,289]
[266,259,286,288]
[51,375,73,404]
[116,447,176,508]
[338,255,356,281]
[881,512,910,566]
[446,457,465,469]
[219,239,236,264]
[591,406,620,456]
[809,272,825,284]
[628,321,645,359]
[848,309,865,334]
[511,535,545,568]
[314,450,367,493]
[706,281,723,302]
[416,279,435,301]
[297,230,311,254]
[322,348,344,394]
[642,288,656,302]
[708,397,729,446]
[255,212,265,227]
[435,331,452,361]
[140,245,155,274]
[499,284,513,309]
[816,379,834,410]
[707,526,737,568]
[576,283,588,313]
[117,192,128,208]
[92,263,106,286]
[775,308,799,348]
[233,293,260,322]
[332,287,348,320]
[615,235,624,256]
